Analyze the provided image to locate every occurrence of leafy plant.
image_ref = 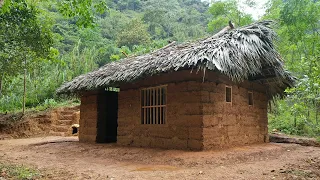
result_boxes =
[0,162,40,179]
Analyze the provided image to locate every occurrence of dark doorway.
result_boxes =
[96,90,118,143]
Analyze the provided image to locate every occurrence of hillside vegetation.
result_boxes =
[0,0,319,138]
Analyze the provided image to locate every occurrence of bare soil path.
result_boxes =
[0,137,319,180]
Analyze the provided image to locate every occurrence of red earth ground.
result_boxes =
[0,136,319,180]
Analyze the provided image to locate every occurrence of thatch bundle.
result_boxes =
[57,21,295,98]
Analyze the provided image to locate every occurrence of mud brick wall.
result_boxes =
[117,70,268,150]
[117,81,204,150]
[79,93,98,143]
[202,82,268,149]
[78,70,268,149]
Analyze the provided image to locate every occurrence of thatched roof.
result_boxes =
[57,21,295,98]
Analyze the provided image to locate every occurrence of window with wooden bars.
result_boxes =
[141,85,167,124]
[248,91,253,105]
[225,86,232,103]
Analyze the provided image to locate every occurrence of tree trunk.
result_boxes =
[23,68,26,114]
[23,57,27,115]
[0,76,2,97]
[316,101,319,125]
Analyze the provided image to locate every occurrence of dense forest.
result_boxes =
[0,0,319,138]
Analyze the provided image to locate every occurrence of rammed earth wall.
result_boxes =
[117,81,204,150]
[79,93,98,143]
[201,82,268,149]
[117,70,268,150]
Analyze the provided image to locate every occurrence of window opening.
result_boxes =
[141,85,166,124]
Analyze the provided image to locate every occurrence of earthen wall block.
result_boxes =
[202,103,215,115]
[148,127,175,138]
[202,82,216,92]
[166,138,188,149]
[203,127,223,139]
[81,95,97,104]
[132,136,151,147]
[203,137,224,149]
[171,115,203,127]
[203,115,220,127]
[167,82,188,92]
[187,81,202,91]
[227,125,241,136]
[187,139,203,150]
[86,119,97,128]
[184,103,203,115]
[221,114,237,126]
[117,136,133,145]
[188,127,204,140]
[150,137,165,148]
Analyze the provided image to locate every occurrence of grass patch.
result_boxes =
[0,98,80,114]
[29,98,80,112]
[0,162,41,180]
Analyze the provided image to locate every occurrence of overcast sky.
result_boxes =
[203,0,269,20]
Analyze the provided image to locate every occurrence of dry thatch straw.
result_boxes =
[57,20,295,99]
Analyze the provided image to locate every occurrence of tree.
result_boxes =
[57,0,108,27]
[207,0,253,32]
[0,0,212,112]
[0,0,53,95]
[2,0,107,28]
[0,0,55,113]
[116,19,151,49]
[264,0,320,135]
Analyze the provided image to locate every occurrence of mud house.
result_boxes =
[57,21,295,150]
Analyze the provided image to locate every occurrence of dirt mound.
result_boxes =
[269,133,320,147]
[0,106,79,139]
[0,110,51,139]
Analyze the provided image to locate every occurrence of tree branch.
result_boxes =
[211,21,235,39]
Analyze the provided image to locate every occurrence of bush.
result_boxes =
[269,99,320,137]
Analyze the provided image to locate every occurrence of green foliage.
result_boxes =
[31,98,79,112]
[0,0,208,113]
[141,0,209,41]
[0,162,40,179]
[269,101,308,135]
[0,0,54,91]
[207,0,253,32]
[57,0,108,27]
[116,19,151,49]
[265,0,320,137]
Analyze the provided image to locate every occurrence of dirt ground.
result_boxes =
[0,137,319,180]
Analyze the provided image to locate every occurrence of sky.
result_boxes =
[238,0,269,19]
[203,0,270,20]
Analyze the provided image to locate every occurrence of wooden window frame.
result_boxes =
[140,85,167,125]
[225,86,232,103]
[248,91,253,106]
